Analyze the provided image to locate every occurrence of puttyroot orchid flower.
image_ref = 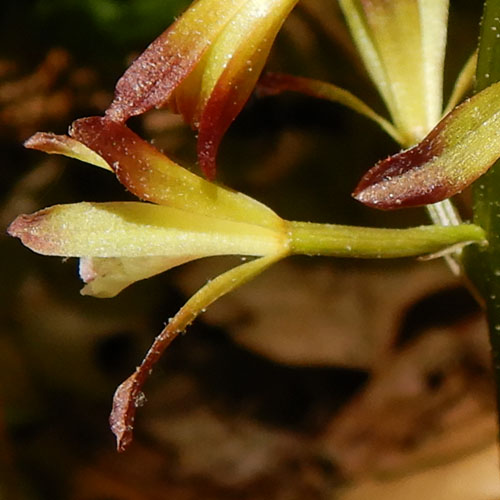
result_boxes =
[8,115,484,451]
[260,0,500,214]
[105,0,299,180]
[8,0,494,452]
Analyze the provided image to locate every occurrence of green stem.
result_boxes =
[426,200,464,274]
[464,0,500,436]
[288,221,485,258]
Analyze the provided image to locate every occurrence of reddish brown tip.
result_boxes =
[109,373,140,453]
[7,211,57,254]
[352,132,446,210]
[24,132,55,151]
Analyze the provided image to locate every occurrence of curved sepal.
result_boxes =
[353,81,500,209]
[24,132,112,171]
[109,251,286,451]
[106,0,249,122]
[70,117,283,229]
[187,0,298,178]
[258,72,403,144]
[106,0,297,178]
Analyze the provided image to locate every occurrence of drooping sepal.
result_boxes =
[109,251,286,451]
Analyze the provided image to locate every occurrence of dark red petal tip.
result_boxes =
[352,132,446,210]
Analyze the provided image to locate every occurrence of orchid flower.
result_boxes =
[7,0,493,452]
[9,114,483,449]
[259,0,500,215]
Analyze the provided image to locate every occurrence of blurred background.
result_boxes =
[1,1,497,498]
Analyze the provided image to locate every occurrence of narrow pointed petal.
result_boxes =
[70,117,283,230]
[192,0,299,178]
[258,72,403,144]
[105,0,248,122]
[353,81,500,209]
[24,132,112,171]
[7,202,287,258]
[339,0,449,143]
[79,256,198,298]
[110,251,286,451]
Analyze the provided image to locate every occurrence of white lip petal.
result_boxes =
[79,256,198,298]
